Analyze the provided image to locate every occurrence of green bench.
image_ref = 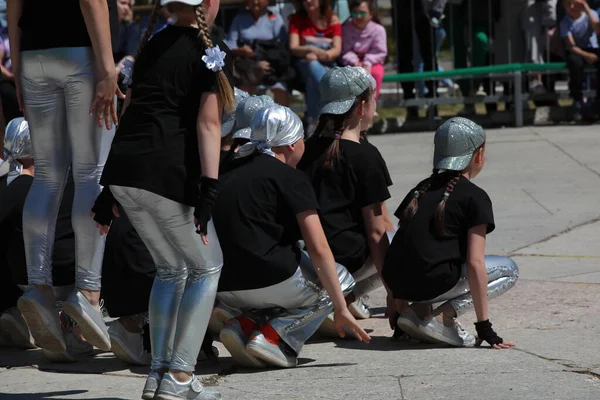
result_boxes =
[382,62,595,127]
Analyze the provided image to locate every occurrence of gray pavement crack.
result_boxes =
[398,376,405,400]
[522,189,554,215]
[516,348,600,380]
[543,138,600,179]
[509,215,600,255]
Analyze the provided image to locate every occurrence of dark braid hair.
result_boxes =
[399,170,436,227]
[135,1,161,61]
[434,171,462,235]
[312,86,373,170]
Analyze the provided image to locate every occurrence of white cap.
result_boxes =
[160,0,203,6]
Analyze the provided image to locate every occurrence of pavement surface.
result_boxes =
[2,125,600,399]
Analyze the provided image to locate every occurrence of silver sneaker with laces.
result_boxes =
[17,287,65,352]
[109,320,151,366]
[348,297,372,320]
[396,308,440,344]
[0,307,36,349]
[155,372,221,400]
[246,331,297,368]
[418,315,476,347]
[142,371,164,400]
[219,320,265,368]
[43,312,94,362]
[62,291,111,351]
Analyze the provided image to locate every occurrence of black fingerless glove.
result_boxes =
[474,320,503,346]
[194,176,220,235]
[92,186,118,226]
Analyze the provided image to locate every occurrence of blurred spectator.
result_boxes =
[561,0,600,120]
[290,0,342,132]
[0,27,23,124]
[226,0,292,105]
[393,0,438,118]
[413,26,453,98]
[448,0,499,114]
[139,4,172,38]
[342,0,387,100]
[114,0,140,75]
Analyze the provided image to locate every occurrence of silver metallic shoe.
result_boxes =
[155,372,221,400]
[348,297,372,320]
[109,320,151,366]
[208,305,235,336]
[246,330,297,368]
[0,307,36,349]
[62,291,111,351]
[142,371,164,400]
[43,312,94,362]
[396,308,440,344]
[418,315,476,347]
[219,320,266,368]
[17,288,65,352]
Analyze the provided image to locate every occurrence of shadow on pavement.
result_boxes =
[333,335,453,351]
[0,391,127,400]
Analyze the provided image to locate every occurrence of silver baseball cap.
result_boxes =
[232,95,275,140]
[319,66,372,115]
[221,87,250,137]
[433,117,486,171]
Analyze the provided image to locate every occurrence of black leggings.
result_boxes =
[566,48,600,103]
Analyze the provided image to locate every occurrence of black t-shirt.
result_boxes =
[0,174,75,286]
[382,174,495,301]
[19,0,93,51]
[213,154,319,292]
[101,26,233,206]
[299,138,391,273]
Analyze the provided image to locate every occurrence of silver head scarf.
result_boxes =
[3,117,33,185]
[221,87,250,137]
[237,105,304,158]
[232,95,275,140]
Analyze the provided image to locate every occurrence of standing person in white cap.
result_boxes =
[212,104,370,369]
[91,0,234,398]
[383,117,518,349]
[298,66,393,331]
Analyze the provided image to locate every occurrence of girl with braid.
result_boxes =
[382,117,519,349]
[91,0,233,398]
[298,66,393,331]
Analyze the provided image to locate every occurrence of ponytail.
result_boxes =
[434,172,462,235]
[195,6,235,113]
[313,86,373,170]
[135,1,161,61]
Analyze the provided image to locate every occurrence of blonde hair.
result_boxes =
[135,1,234,112]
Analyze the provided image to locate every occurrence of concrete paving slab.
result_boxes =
[514,220,600,258]
[511,256,600,282]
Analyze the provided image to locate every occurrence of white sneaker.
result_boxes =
[348,297,372,320]
[0,307,36,349]
[219,319,265,368]
[418,315,476,347]
[43,313,94,362]
[208,306,235,336]
[109,320,151,366]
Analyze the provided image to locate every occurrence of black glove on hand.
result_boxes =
[194,176,220,235]
[474,320,503,346]
[92,186,117,226]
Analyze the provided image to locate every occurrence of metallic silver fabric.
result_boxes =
[237,105,304,158]
[110,186,222,372]
[299,250,356,297]
[20,47,115,290]
[217,267,332,355]
[422,256,519,317]
[319,66,372,115]
[433,117,486,172]
[231,95,274,140]
[221,88,250,138]
[3,117,33,184]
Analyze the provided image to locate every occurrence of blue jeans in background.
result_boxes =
[413,27,452,97]
[295,59,329,122]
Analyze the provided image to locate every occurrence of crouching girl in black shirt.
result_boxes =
[213,105,370,369]
[383,117,518,349]
[92,0,234,399]
[299,66,393,332]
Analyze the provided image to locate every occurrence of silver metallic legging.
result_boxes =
[419,256,520,317]
[217,266,338,355]
[110,186,222,372]
[20,47,114,290]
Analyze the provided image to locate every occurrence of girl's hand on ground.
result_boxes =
[334,307,371,343]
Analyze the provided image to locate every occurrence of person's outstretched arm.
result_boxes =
[298,210,371,343]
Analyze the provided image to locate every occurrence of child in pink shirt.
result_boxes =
[342,0,387,99]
